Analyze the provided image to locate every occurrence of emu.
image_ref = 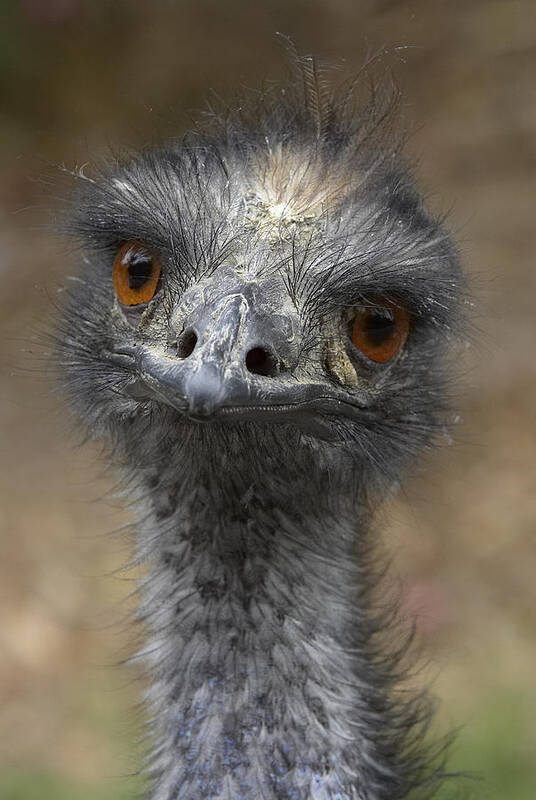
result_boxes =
[58,55,463,800]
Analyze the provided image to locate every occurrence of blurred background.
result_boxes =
[1,1,535,798]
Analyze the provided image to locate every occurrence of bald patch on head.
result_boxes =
[241,143,361,239]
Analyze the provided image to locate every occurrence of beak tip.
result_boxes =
[185,368,227,418]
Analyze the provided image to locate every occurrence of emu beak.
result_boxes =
[138,288,299,420]
[121,273,367,435]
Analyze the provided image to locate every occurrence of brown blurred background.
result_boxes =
[1,1,535,798]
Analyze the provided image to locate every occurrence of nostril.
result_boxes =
[176,329,198,359]
[245,347,278,377]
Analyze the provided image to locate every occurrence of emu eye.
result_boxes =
[112,241,161,306]
[350,299,410,363]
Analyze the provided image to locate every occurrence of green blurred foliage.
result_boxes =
[0,769,141,800]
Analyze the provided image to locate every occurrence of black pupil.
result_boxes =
[128,253,153,290]
[362,308,395,347]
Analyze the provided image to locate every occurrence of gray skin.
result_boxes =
[58,64,463,800]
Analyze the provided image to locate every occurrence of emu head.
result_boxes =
[59,71,461,493]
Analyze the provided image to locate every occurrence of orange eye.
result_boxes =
[351,299,410,363]
[112,241,161,306]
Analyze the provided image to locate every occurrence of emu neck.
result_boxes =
[134,433,415,800]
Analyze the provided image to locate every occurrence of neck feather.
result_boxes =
[128,429,437,800]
